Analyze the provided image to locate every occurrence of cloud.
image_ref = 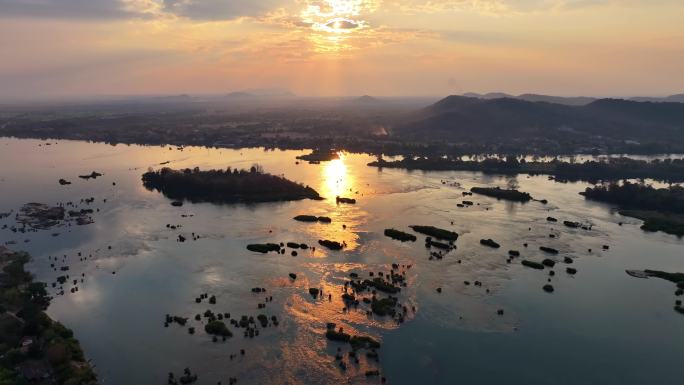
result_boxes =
[0,0,142,19]
[325,18,360,30]
[0,0,287,21]
[387,0,677,15]
[383,0,640,15]
[161,0,285,21]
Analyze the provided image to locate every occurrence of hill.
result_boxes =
[395,96,684,145]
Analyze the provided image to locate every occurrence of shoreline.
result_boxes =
[0,246,98,385]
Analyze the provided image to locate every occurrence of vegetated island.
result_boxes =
[581,182,684,236]
[142,166,322,204]
[409,226,458,241]
[293,215,332,223]
[625,269,684,314]
[368,156,684,183]
[384,229,417,242]
[0,247,97,384]
[296,149,339,163]
[470,187,532,202]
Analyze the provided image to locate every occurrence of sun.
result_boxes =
[301,0,377,33]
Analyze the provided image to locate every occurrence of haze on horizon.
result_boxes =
[1,0,683,101]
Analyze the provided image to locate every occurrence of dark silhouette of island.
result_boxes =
[470,187,532,202]
[296,149,339,163]
[581,182,684,236]
[142,166,321,204]
[368,156,684,183]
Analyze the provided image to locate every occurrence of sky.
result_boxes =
[0,0,683,99]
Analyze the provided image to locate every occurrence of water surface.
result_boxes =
[0,138,682,385]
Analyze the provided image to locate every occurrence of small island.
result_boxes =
[581,182,684,236]
[471,187,532,202]
[293,215,332,223]
[409,225,458,241]
[296,149,340,163]
[625,269,684,314]
[384,229,417,242]
[142,166,322,204]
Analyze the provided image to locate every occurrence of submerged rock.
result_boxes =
[539,246,559,254]
[293,215,317,222]
[79,171,103,180]
[384,229,417,242]
[336,196,356,204]
[246,243,281,253]
[427,240,450,250]
[521,260,544,270]
[542,259,556,268]
[480,239,501,248]
[318,239,344,250]
[294,215,332,223]
[409,225,458,241]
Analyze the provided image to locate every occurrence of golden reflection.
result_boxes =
[321,153,353,199]
[289,152,362,251]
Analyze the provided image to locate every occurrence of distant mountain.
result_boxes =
[629,94,684,103]
[464,92,515,99]
[225,89,295,98]
[225,91,253,98]
[463,92,684,106]
[122,94,194,103]
[668,94,684,103]
[462,92,595,106]
[355,95,380,103]
[517,94,596,106]
[395,95,684,144]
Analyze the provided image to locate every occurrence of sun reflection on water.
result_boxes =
[321,153,352,200]
[303,152,363,250]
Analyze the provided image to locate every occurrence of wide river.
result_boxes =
[0,138,682,385]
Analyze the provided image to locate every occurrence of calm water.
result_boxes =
[0,138,682,385]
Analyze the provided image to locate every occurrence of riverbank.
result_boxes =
[0,246,97,385]
[368,157,684,183]
[581,182,684,236]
